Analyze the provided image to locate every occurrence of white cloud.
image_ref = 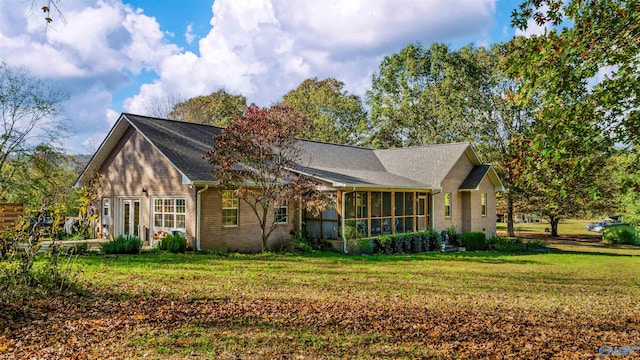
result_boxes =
[105,108,120,126]
[125,0,497,113]
[0,0,181,153]
[185,23,196,44]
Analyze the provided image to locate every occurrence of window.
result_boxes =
[481,193,487,216]
[393,192,416,234]
[275,201,288,224]
[102,198,110,216]
[444,193,452,218]
[222,190,239,226]
[304,208,339,239]
[153,198,186,229]
[370,192,392,236]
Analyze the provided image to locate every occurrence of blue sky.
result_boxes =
[0,0,528,154]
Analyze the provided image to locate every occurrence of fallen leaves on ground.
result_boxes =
[1,286,638,359]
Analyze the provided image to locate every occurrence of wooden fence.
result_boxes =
[0,203,24,231]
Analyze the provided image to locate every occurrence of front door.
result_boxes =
[122,199,140,236]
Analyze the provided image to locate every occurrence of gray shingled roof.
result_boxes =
[125,114,221,182]
[78,113,500,191]
[459,165,491,190]
[374,143,471,187]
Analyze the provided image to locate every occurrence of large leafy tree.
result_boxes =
[281,77,369,145]
[0,62,67,202]
[366,43,489,148]
[512,131,615,236]
[470,46,538,237]
[6,145,78,210]
[169,89,247,127]
[367,43,536,235]
[505,1,635,235]
[205,105,333,251]
[508,0,638,144]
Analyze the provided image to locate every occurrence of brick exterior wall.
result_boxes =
[432,152,498,236]
[199,188,296,252]
[433,153,474,232]
[473,175,498,235]
[97,127,197,245]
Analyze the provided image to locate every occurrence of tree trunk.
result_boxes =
[261,204,269,252]
[550,216,560,237]
[507,193,515,237]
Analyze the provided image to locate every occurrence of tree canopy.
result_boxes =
[281,77,369,146]
[507,0,639,146]
[503,0,636,234]
[366,43,494,148]
[0,62,67,202]
[169,89,247,127]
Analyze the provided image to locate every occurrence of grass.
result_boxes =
[3,247,639,358]
[497,218,596,236]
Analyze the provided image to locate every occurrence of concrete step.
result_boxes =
[441,244,459,253]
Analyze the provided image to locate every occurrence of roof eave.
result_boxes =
[337,184,440,191]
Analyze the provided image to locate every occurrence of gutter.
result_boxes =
[341,187,356,254]
[196,185,209,251]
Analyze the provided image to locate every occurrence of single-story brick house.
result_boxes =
[75,113,504,253]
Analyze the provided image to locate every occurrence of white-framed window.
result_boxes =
[481,193,487,216]
[222,190,239,226]
[102,198,110,216]
[444,192,452,218]
[153,198,186,229]
[275,201,288,224]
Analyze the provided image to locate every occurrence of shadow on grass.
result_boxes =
[76,250,544,268]
[548,248,639,257]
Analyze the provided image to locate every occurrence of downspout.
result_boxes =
[196,185,209,252]
[298,201,303,233]
[341,187,356,254]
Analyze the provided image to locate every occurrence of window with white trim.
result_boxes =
[275,201,288,224]
[444,193,452,218]
[481,193,487,216]
[153,198,186,230]
[222,190,239,226]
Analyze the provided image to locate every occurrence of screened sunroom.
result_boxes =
[304,190,432,240]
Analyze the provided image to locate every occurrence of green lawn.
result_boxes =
[497,218,596,236]
[2,249,640,358]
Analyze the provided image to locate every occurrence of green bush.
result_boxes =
[370,230,439,254]
[603,225,639,245]
[100,235,141,254]
[486,236,547,253]
[159,233,187,253]
[459,232,486,251]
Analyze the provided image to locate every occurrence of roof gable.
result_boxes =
[374,143,471,188]
[124,114,221,182]
[459,165,491,190]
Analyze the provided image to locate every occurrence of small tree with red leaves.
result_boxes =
[205,105,333,251]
